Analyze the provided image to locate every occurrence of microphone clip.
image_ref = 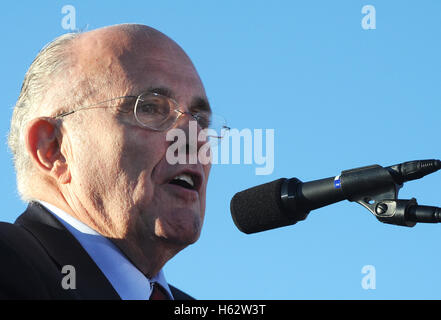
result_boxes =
[357,197,418,227]
[348,161,441,227]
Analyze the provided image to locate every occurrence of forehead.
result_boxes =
[126,56,206,104]
[71,25,207,105]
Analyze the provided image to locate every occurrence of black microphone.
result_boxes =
[230,160,441,234]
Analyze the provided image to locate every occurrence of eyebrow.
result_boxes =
[143,86,212,113]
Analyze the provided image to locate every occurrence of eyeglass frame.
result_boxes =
[53,91,230,138]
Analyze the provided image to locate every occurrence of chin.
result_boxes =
[154,214,203,247]
[168,232,201,247]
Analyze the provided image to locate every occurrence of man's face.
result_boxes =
[61,27,211,258]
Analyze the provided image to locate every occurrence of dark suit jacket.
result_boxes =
[0,202,193,300]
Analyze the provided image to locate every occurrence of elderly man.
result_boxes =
[1,24,221,299]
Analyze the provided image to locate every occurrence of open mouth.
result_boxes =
[168,173,198,191]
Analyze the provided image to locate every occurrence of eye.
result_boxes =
[195,112,211,128]
[136,95,171,119]
[138,102,165,115]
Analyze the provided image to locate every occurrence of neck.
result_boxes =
[36,193,182,278]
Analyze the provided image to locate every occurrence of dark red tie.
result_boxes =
[149,282,169,300]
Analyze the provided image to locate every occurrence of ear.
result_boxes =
[25,117,71,184]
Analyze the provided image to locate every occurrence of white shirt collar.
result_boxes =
[38,200,173,300]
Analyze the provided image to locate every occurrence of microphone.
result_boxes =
[230,160,441,234]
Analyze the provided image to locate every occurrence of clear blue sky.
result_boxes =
[1,1,440,299]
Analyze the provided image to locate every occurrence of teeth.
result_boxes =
[173,174,194,188]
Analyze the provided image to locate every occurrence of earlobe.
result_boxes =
[25,117,70,183]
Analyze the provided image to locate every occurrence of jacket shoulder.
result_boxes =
[0,222,69,299]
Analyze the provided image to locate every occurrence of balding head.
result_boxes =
[60,24,203,112]
[73,24,193,73]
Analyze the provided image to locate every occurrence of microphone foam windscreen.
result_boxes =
[230,178,299,234]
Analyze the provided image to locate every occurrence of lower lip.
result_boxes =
[165,183,199,201]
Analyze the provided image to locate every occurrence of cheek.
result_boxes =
[121,129,166,170]
[69,129,125,195]
[66,119,134,185]
[118,129,169,195]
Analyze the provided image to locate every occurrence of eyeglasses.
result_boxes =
[54,92,230,142]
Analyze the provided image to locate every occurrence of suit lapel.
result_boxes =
[15,202,120,300]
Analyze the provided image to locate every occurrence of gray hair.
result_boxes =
[8,32,80,201]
